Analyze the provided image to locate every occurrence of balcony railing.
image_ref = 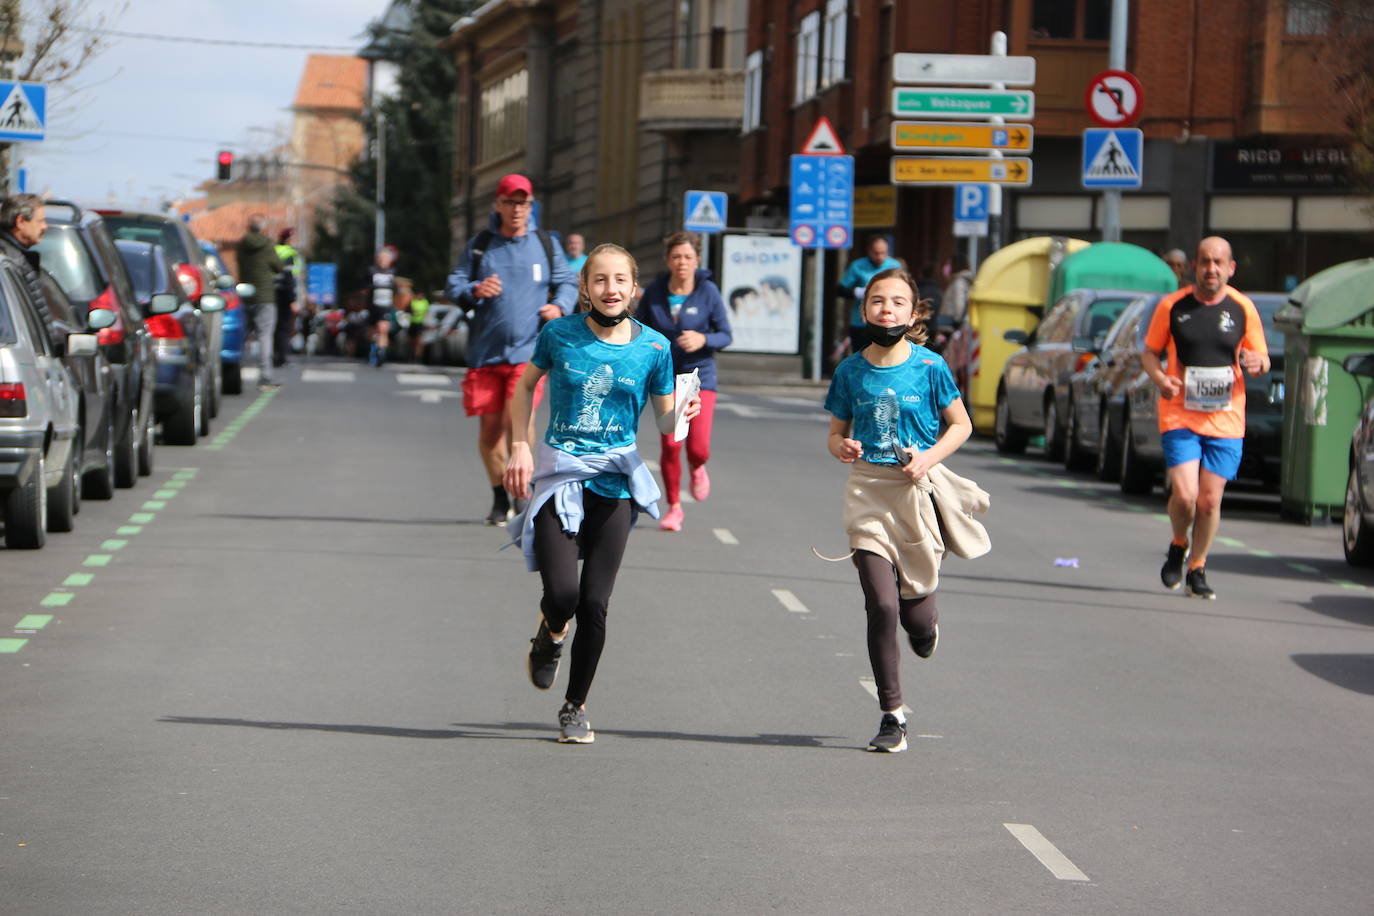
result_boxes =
[639,69,745,132]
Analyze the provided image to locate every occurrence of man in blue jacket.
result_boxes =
[447,174,578,525]
[836,235,902,356]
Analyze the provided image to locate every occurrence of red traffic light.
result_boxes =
[216,150,233,180]
[217,151,233,166]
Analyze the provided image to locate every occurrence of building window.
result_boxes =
[477,69,528,164]
[1286,0,1332,34]
[1030,0,1111,40]
[743,49,765,132]
[794,11,820,103]
[820,0,848,89]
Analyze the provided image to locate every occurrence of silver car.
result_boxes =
[0,264,107,548]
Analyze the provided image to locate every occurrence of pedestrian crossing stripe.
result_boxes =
[687,194,724,229]
[1085,131,1137,179]
[0,82,43,138]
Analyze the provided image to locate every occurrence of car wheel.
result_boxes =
[1063,398,1092,471]
[1096,407,1122,482]
[84,409,117,499]
[994,388,1028,455]
[197,368,212,437]
[164,373,200,446]
[137,402,155,477]
[5,454,47,549]
[1043,395,1064,462]
[47,444,78,533]
[113,400,138,487]
[1119,422,1154,495]
[222,362,242,395]
[1343,466,1374,566]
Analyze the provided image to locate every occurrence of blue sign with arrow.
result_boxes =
[0,81,46,143]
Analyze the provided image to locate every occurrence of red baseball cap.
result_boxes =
[495,173,533,198]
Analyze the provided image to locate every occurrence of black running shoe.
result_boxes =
[527,619,563,689]
[1185,567,1215,600]
[558,702,594,744]
[1161,542,1188,590]
[867,713,908,753]
[909,623,938,659]
[485,497,512,527]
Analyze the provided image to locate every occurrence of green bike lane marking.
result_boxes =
[205,388,277,451]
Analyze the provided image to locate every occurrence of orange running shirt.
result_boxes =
[1143,285,1268,439]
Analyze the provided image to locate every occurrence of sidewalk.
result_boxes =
[715,351,829,392]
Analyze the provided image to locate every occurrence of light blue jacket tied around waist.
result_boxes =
[506,441,662,571]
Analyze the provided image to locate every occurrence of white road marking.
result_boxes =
[717,402,763,418]
[396,388,459,404]
[767,395,825,408]
[241,367,260,381]
[858,679,912,714]
[771,588,809,613]
[1003,824,1090,882]
[397,373,451,386]
[301,369,357,383]
[713,528,738,545]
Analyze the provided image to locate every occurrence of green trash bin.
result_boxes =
[1275,258,1374,522]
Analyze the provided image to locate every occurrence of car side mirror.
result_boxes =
[215,274,235,291]
[67,333,99,358]
[1342,352,1374,378]
[236,282,256,300]
[1003,329,1028,345]
[85,308,117,331]
[148,293,179,315]
[198,293,226,313]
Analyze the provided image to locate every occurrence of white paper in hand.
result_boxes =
[673,368,701,442]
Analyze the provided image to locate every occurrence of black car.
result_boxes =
[33,201,158,487]
[115,239,223,447]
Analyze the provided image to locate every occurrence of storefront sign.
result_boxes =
[852,186,897,228]
[1211,140,1352,190]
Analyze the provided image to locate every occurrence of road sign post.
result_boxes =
[891,122,1032,154]
[891,87,1034,120]
[789,118,853,381]
[891,156,1031,186]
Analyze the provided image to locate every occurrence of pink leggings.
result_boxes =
[659,388,716,505]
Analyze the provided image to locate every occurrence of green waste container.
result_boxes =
[1275,258,1374,522]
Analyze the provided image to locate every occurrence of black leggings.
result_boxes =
[533,492,634,706]
[852,549,939,712]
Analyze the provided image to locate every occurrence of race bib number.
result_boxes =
[373,287,393,307]
[1184,365,1234,412]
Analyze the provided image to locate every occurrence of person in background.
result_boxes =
[638,231,733,532]
[367,245,399,368]
[0,193,56,345]
[273,228,301,368]
[916,264,944,341]
[236,215,284,390]
[932,253,974,353]
[564,233,587,274]
[1163,249,1190,289]
[837,235,902,355]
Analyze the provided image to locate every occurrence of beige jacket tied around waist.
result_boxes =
[843,459,991,599]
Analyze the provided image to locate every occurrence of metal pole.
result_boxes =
[1102,0,1129,243]
[374,109,386,252]
[967,235,979,275]
[988,31,1006,253]
[809,248,824,381]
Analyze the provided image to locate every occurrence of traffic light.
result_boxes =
[216,150,233,181]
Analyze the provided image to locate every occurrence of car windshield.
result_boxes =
[104,216,193,264]
[1083,297,1133,339]
[1252,295,1287,357]
[32,228,103,302]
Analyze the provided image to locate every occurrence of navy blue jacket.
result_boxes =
[638,269,733,390]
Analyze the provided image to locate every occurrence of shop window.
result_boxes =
[1297,195,1374,231]
[478,69,528,165]
[794,11,820,103]
[743,49,765,132]
[1031,0,1111,40]
[820,0,848,89]
[1017,195,1093,232]
[1209,196,1293,231]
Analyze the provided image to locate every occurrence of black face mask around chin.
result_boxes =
[864,322,910,348]
[588,308,629,327]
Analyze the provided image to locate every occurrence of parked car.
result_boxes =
[198,240,252,395]
[0,248,100,548]
[1116,292,1288,494]
[100,210,223,416]
[115,239,223,446]
[1341,352,1374,566]
[994,288,1140,459]
[33,201,159,487]
[40,270,119,502]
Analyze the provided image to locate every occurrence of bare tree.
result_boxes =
[0,0,127,85]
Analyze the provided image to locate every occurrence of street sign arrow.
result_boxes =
[891,121,1033,154]
[891,156,1034,186]
[891,88,1035,120]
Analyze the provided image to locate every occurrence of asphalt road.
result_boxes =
[3,357,1372,915]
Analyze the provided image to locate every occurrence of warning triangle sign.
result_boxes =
[800,117,845,155]
[1085,131,1137,179]
[0,85,42,135]
[687,194,724,228]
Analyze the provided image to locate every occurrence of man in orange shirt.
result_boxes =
[1142,237,1269,599]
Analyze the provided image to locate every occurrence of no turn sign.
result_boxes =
[1085,70,1143,127]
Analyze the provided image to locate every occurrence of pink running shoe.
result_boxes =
[690,465,711,502]
[659,505,684,531]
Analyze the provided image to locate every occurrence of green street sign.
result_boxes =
[891,88,1035,120]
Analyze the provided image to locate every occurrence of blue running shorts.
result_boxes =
[1160,428,1244,480]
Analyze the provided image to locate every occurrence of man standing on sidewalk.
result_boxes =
[447,174,577,525]
[1142,236,1269,600]
[236,215,284,390]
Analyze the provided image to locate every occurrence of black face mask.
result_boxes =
[588,308,629,327]
[865,322,910,348]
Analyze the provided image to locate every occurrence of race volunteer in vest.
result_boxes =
[447,173,578,526]
[1142,236,1269,600]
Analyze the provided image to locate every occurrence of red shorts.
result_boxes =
[462,363,545,417]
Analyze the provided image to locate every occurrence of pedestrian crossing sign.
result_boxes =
[1082,128,1142,189]
[0,81,46,142]
[684,190,728,234]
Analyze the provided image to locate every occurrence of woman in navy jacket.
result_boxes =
[638,232,733,531]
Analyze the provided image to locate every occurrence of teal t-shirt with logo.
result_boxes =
[531,314,675,497]
[824,344,960,464]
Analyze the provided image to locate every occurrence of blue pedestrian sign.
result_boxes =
[684,190,728,233]
[789,154,854,249]
[0,81,46,142]
[1082,128,1142,189]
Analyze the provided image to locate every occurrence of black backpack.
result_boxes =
[467,228,558,303]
